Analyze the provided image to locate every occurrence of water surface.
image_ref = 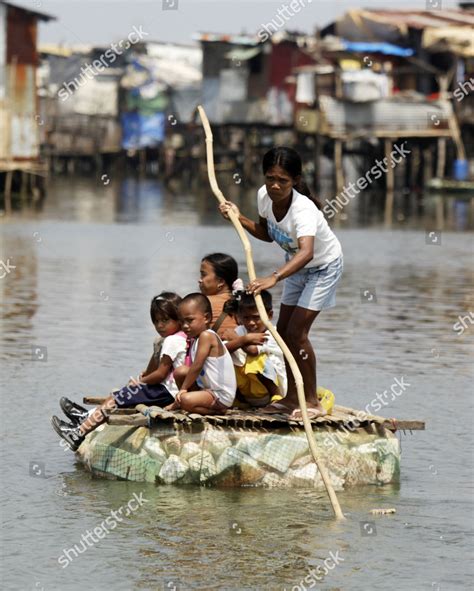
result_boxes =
[1,176,473,590]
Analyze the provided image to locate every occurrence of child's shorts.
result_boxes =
[281,255,343,311]
[235,353,280,407]
[112,382,174,408]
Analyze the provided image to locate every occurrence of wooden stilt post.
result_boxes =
[20,170,28,207]
[4,170,13,215]
[314,133,322,193]
[384,139,394,227]
[424,146,433,185]
[334,139,344,196]
[436,138,446,179]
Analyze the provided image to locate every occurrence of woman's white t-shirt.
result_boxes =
[257,185,342,268]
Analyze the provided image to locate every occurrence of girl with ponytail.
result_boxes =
[219,146,343,419]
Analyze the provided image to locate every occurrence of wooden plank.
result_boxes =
[384,420,425,431]
[84,396,106,405]
[107,414,148,426]
[112,408,140,415]
[87,399,425,431]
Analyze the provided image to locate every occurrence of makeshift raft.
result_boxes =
[76,398,425,489]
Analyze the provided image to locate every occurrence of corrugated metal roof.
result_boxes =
[0,1,55,22]
[194,33,260,46]
[367,9,474,29]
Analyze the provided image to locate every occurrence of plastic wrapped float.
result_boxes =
[76,400,424,489]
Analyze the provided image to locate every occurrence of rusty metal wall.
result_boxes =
[6,5,38,66]
[0,3,7,159]
[2,5,39,160]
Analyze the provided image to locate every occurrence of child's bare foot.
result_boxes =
[164,400,180,411]
[289,406,327,420]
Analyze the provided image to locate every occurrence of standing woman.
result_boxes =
[219,147,342,419]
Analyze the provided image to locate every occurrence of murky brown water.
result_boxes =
[1,176,473,590]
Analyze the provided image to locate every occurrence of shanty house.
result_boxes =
[196,32,316,125]
[0,1,54,162]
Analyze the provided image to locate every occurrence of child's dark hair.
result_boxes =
[150,292,182,323]
[224,290,272,316]
[202,253,238,291]
[262,146,323,210]
[179,292,212,318]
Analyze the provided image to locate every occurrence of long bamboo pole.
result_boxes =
[197,105,345,520]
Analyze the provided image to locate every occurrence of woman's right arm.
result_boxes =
[219,201,272,243]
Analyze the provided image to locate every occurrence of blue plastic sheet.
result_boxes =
[121,112,165,149]
[341,41,414,57]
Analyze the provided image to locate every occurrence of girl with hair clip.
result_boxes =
[219,147,343,419]
[198,252,243,336]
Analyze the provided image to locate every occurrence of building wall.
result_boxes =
[2,5,39,160]
[0,3,8,159]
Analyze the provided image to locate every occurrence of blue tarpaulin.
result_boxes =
[341,41,414,57]
[121,112,165,149]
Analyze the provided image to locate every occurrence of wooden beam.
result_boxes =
[384,139,394,227]
[4,170,13,215]
[436,138,447,178]
[107,414,148,426]
[84,397,107,404]
[334,139,344,197]
[387,420,425,431]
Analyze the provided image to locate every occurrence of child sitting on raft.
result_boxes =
[222,290,287,408]
[199,252,241,336]
[165,293,236,415]
[51,292,187,451]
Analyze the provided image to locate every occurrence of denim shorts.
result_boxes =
[281,256,343,311]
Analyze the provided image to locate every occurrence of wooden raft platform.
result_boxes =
[83,398,425,432]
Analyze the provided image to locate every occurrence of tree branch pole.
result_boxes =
[197,105,345,520]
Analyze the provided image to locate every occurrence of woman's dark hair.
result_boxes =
[262,146,323,210]
[150,291,182,323]
[202,253,238,291]
[224,290,272,316]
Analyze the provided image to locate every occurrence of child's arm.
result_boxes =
[140,355,173,385]
[226,333,267,356]
[142,353,158,378]
[225,334,251,353]
[180,332,214,391]
[242,333,267,356]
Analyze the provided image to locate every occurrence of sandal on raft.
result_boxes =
[289,407,327,420]
[259,402,292,415]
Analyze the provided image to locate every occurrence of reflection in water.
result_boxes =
[6,173,474,230]
[0,235,38,359]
